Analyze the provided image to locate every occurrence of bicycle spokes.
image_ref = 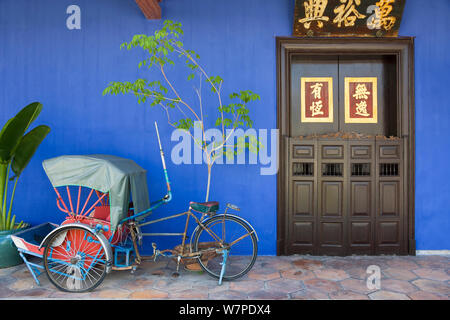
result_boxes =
[193,215,257,281]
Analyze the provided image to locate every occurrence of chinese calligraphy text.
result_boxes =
[293,0,405,37]
[301,77,334,123]
[345,77,378,123]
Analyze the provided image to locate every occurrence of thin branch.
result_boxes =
[159,63,201,122]
[170,42,225,138]
[194,75,207,153]
[159,103,205,154]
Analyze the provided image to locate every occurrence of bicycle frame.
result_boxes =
[124,205,250,287]
[136,208,226,255]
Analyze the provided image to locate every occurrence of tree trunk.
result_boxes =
[205,165,212,202]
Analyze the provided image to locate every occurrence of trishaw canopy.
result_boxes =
[42,154,151,231]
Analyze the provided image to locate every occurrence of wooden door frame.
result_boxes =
[276,37,415,255]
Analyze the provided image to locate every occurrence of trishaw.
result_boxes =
[11,123,258,292]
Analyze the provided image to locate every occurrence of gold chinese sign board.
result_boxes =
[301,77,334,123]
[345,77,378,123]
[300,77,378,123]
[294,0,405,37]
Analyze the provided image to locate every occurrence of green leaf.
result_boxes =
[11,125,50,177]
[0,118,14,142]
[175,118,194,131]
[0,102,42,164]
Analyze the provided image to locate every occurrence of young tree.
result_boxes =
[103,20,260,201]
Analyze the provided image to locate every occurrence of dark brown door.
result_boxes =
[277,38,415,256]
[287,137,404,255]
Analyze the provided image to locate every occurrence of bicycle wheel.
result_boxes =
[43,226,108,292]
[192,215,257,281]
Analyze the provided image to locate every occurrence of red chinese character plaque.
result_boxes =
[301,77,333,123]
[345,77,378,123]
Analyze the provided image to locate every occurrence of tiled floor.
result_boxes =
[0,255,448,300]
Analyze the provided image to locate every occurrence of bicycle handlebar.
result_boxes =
[155,121,172,203]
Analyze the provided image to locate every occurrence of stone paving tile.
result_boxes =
[323,258,361,270]
[346,267,369,280]
[415,256,450,269]
[408,291,448,300]
[247,290,289,300]
[0,286,15,299]
[129,289,169,299]
[12,288,52,299]
[303,278,342,293]
[339,278,378,295]
[191,278,230,291]
[329,290,369,300]
[229,279,265,293]
[383,268,418,281]
[385,258,420,270]
[292,258,324,271]
[1,255,449,300]
[379,279,418,294]
[48,290,91,299]
[280,269,317,281]
[314,268,350,281]
[259,257,294,271]
[154,279,194,292]
[10,268,33,280]
[290,289,329,300]
[0,274,17,288]
[208,290,247,300]
[169,289,209,299]
[412,268,450,281]
[411,279,450,296]
[265,278,304,294]
[369,290,410,300]
[7,278,36,291]
[247,268,280,281]
[0,266,20,277]
[90,288,131,299]
[120,277,155,291]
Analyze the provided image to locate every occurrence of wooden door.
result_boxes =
[277,38,415,256]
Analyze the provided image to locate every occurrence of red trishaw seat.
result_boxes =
[91,205,110,222]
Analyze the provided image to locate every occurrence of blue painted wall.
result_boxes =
[0,0,448,254]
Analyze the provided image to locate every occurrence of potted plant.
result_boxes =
[0,102,50,268]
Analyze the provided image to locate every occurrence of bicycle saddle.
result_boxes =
[189,201,219,214]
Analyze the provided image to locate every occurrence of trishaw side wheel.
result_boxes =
[192,215,258,281]
[43,226,108,292]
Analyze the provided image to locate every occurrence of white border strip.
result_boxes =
[416,250,450,255]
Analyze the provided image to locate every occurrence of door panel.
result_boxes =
[293,222,314,245]
[293,181,314,216]
[290,56,339,137]
[321,182,343,217]
[350,222,371,244]
[338,55,397,136]
[378,222,399,244]
[351,181,371,217]
[380,181,399,216]
[287,138,404,255]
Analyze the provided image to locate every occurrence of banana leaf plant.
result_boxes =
[0,102,50,231]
